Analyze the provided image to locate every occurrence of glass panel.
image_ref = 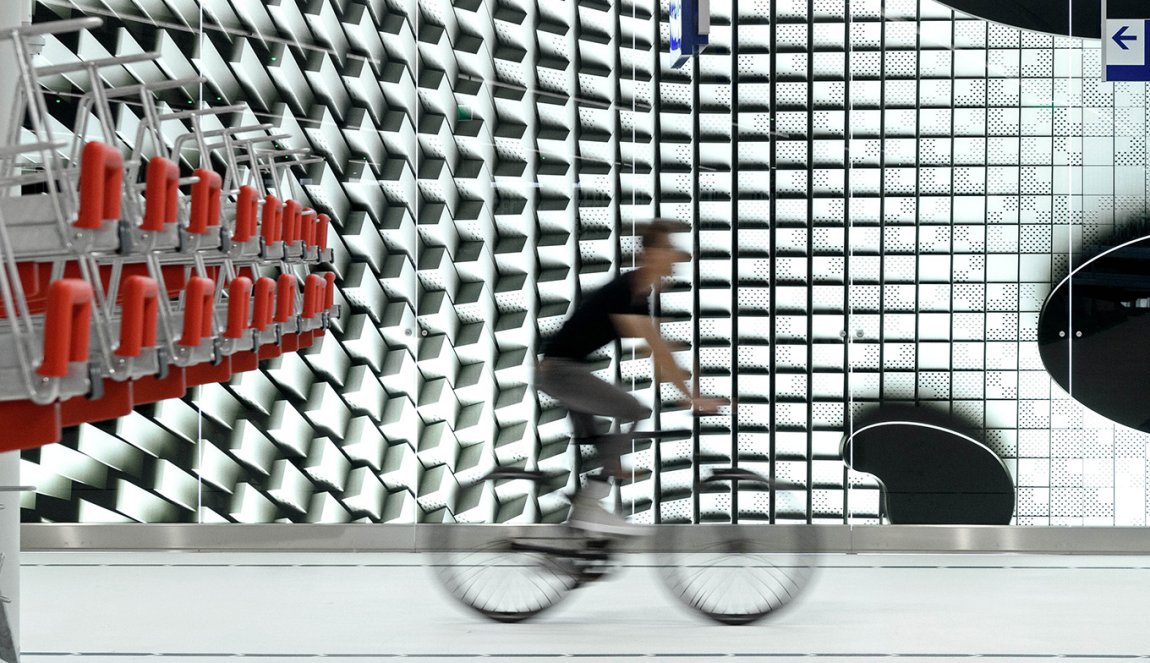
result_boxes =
[845,0,884,526]
[1046,0,1150,527]
[844,0,1025,527]
[734,0,775,525]
[618,0,660,525]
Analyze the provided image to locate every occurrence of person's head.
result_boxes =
[637,219,690,279]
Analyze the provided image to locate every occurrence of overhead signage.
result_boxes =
[669,0,709,69]
[696,0,710,48]
[1103,0,1150,81]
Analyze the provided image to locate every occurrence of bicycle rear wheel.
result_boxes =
[430,469,582,623]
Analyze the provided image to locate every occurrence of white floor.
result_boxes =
[18,551,1150,662]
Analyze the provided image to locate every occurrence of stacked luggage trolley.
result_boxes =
[0,18,337,452]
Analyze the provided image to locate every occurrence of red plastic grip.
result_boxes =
[283,200,302,244]
[179,277,215,347]
[274,274,296,323]
[301,209,317,248]
[303,274,324,319]
[234,186,258,243]
[189,169,222,235]
[324,272,335,311]
[164,161,179,224]
[38,279,94,377]
[77,142,123,230]
[252,277,276,331]
[316,214,330,251]
[102,146,124,220]
[143,157,179,232]
[208,175,222,227]
[116,276,159,358]
[225,277,253,340]
[262,195,282,243]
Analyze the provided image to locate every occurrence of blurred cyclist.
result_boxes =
[536,219,723,535]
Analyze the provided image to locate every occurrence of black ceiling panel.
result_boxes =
[933,0,1142,39]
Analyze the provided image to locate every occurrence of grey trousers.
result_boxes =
[535,357,652,476]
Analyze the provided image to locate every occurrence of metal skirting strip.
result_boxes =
[19,524,1150,554]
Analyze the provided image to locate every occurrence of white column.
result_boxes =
[0,456,18,661]
[0,2,34,659]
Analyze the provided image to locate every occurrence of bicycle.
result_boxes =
[431,429,819,625]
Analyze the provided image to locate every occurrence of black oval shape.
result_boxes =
[841,422,1015,525]
[933,0,1141,40]
[1038,235,1150,432]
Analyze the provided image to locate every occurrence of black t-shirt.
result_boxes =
[543,271,650,360]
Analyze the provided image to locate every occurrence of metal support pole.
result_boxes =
[0,2,32,660]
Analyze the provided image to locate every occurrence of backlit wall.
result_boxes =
[20,0,1150,526]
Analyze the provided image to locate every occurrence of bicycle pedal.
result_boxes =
[579,568,610,582]
[580,538,614,558]
[577,557,614,579]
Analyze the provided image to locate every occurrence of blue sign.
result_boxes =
[670,0,692,68]
[670,0,709,69]
[670,0,681,61]
[1104,19,1150,81]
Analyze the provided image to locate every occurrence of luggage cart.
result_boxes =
[0,18,338,452]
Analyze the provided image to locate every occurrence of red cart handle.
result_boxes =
[179,277,215,347]
[77,142,123,230]
[303,274,325,319]
[274,274,296,323]
[233,185,259,243]
[301,208,317,248]
[262,195,282,244]
[316,214,330,251]
[189,168,222,235]
[324,272,335,311]
[252,277,276,331]
[38,279,94,377]
[164,160,180,224]
[116,276,159,358]
[143,157,179,232]
[283,200,302,245]
[225,277,253,339]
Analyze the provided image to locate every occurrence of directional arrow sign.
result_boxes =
[1104,19,1150,80]
[1104,0,1150,82]
[1113,25,1138,50]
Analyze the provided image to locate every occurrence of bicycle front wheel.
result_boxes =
[655,528,817,625]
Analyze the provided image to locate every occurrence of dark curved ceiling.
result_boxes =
[934,0,1139,40]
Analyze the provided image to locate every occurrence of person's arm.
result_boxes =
[611,313,696,404]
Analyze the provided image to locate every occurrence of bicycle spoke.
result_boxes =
[742,559,790,608]
[436,534,579,622]
[660,542,817,624]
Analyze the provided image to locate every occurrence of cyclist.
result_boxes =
[536,219,724,535]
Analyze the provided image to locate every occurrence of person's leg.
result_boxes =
[565,408,610,508]
[537,359,651,534]
[537,358,652,425]
[536,358,652,480]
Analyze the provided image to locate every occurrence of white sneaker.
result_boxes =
[569,493,634,537]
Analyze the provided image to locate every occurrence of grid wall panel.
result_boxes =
[21,0,1150,526]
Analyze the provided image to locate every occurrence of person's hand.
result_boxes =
[691,397,727,415]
